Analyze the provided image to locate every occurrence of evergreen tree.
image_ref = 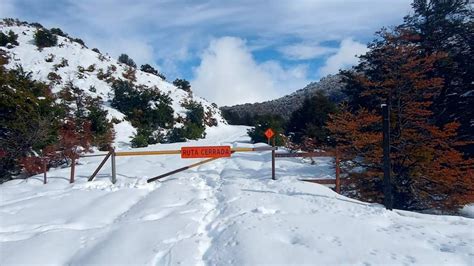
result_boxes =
[286,91,337,147]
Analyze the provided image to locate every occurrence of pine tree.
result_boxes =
[286,91,337,148]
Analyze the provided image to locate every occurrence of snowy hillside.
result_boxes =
[0,20,224,147]
[1,126,473,265]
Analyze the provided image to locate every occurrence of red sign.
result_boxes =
[264,128,275,139]
[181,146,232,159]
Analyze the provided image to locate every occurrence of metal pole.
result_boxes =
[111,148,117,184]
[70,157,75,183]
[43,157,47,184]
[272,137,276,180]
[382,104,393,210]
[335,149,341,193]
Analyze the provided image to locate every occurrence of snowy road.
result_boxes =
[1,125,473,265]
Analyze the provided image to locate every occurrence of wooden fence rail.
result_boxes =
[42,145,344,195]
[273,150,342,193]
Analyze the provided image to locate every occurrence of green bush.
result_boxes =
[173,78,191,92]
[50,28,67,37]
[0,30,18,46]
[34,29,57,48]
[73,38,85,46]
[181,101,206,140]
[247,115,286,146]
[131,127,164,147]
[111,80,174,133]
[131,128,150,148]
[167,127,186,143]
[0,66,61,182]
[118,53,136,68]
[140,64,158,75]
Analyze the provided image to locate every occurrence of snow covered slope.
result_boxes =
[0,20,224,147]
[1,125,472,265]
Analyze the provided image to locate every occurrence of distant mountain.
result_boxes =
[221,74,346,122]
[0,19,225,147]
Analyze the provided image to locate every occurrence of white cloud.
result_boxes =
[0,0,16,18]
[318,38,368,76]
[279,43,338,60]
[192,37,310,106]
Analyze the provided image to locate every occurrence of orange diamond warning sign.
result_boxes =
[264,128,275,139]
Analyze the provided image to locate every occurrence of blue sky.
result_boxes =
[1,0,413,105]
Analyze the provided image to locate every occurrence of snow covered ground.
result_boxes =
[1,125,473,265]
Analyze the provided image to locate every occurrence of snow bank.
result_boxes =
[460,204,474,218]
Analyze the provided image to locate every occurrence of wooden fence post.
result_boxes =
[70,157,76,183]
[43,157,47,184]
[272,137,276,180]
[111,148,117,184]
[335,149,341,193]
[88,151,112,182]
[382,104,393,210]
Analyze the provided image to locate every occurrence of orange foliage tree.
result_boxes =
[328,30,473,210]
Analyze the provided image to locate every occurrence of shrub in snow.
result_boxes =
[140,64,158,75]
[0,67,60,182]
[180,101,206,140]
[19,156,44,175]
[173,78,191,92]
[111,80,174,132]
[130,127,164,148]
[122,67,136,82]
[50,27,67,37]
[118,53,136,68]
[247,114,286,146]
[45,54,55,62]
[72,38,85,46]
[167,127,187,143]
[0,30,19,47]
[47,72,62,84]
[34,29,57,48]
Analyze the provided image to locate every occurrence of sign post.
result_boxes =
[382,104,393,210]
[272,137,276,180]
[264,128,275,145]
[264,128,276,180]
